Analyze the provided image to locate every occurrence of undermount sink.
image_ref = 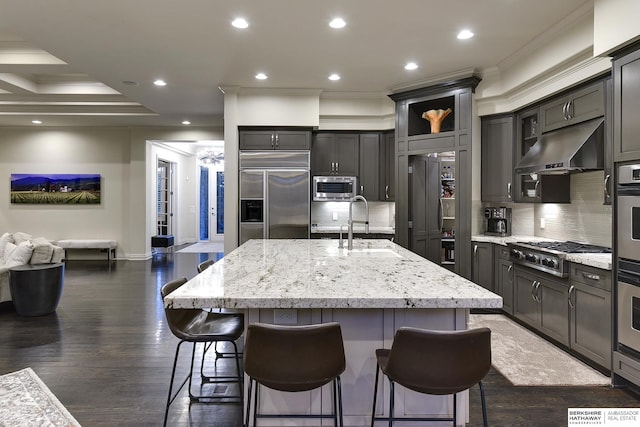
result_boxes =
[347,248,402,258]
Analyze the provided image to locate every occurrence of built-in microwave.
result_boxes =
[313,176,357,201]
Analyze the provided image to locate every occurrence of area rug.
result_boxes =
[0,367,81,426]
[177,242,224,253]
[468,314,611,387]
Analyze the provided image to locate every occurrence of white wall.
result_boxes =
[0,126,223,260]
[0,127,130,255]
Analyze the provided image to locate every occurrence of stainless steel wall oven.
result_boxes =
[617,163,640,355]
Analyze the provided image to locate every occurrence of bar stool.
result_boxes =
[244,322,346,427]
[161,277,244,427]
[196,259,215,273]
[370,326,491,427]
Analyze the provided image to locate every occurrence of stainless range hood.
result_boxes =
[514,117,604,175]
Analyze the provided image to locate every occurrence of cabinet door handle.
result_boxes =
[507,182,512,199]
[534,179,540,197]
[474,244,478,258]
[508,264,513,284]
[562,102,568,120]
[530,280,537,301]
[331,162,335,173]
[336,162,339,174]
[275,134,279,148]
[535,281,542,302]
[271,134,275,148]
[385,185,389,200]
[360,185,364,194]
[567,100,573,120]
[604,174,611,199]
[568,285,575,308]
[582,272,600,281]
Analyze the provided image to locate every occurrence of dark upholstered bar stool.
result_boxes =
[196,259,215,273]
[161,277,244,427]
[244,322,346,427]
[371,327,491,427]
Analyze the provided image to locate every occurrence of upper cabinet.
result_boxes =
[311,132,359,176]
[239,128,311,150]
[358,133,380,200]
[514,107,543,203]
[613,46,640,162]
[380,131,395,201]
[481,114,514,203]
[539,81,605,133]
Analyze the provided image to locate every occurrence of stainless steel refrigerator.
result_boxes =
[239,151,310,245]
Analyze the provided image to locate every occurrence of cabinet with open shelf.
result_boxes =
[440,158,455,268]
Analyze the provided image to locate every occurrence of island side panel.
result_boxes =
[243,307,470,426]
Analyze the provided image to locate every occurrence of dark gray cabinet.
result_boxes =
[495,245,514,315]
[481,114,514,203]
[540,80,604,133]
[472,241,494,292]
[380,131,395,201]
[311,133,359,176]
[569,263,612,369]
[604,76,613,205]
[613,47,640,162]
[514,107,540,203]
[514,266,570,346]
[359,133,380,200]
[239,128,311,150]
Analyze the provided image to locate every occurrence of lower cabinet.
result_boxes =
[514,266,570,346]
[494,245,514,315]
[569,264,612,369]
[472,241,494,292]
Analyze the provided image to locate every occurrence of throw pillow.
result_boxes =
[30,237,54,264]
[4,241,34,267]
[13,232,33,245]
[0,232,14,259]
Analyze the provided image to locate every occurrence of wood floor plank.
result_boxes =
[0,251,638,426]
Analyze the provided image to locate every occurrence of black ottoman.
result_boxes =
[9,263,65,316]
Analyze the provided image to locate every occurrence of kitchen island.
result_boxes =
[164,239,502,426]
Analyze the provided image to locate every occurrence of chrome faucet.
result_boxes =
[338,224,348,249]
[347,195,369,250]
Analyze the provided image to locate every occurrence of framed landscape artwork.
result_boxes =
[10,174,101,204]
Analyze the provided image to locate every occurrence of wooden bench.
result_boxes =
[55,239,117,262]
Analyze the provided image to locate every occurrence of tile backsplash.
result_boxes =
[311,201,395,229]
[480,170,612,248]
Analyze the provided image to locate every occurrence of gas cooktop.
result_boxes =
[507,241,611,278]
[513,241,611,254]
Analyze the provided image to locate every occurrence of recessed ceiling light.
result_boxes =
[122,80,139,86]
[457,29,474,40]
[32,120,42,124]
[329,18,346,29]
[255,72,268,80]
[154,79,167,87]
[404,62,418,70]
[328,73,341,81]
[182,120,191,125]
[232,18,249,29]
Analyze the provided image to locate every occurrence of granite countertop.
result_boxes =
[164,239,502,310]
[472,234,612,271]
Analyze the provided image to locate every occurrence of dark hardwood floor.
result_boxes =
[0,249,638,426]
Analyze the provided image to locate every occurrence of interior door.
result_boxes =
[199,165,224,241]
[409,155,441,263]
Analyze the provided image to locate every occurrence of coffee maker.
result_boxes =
[484,207,511,236]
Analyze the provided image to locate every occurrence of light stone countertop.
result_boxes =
[472,234,612,271]
[164,239,502,310]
